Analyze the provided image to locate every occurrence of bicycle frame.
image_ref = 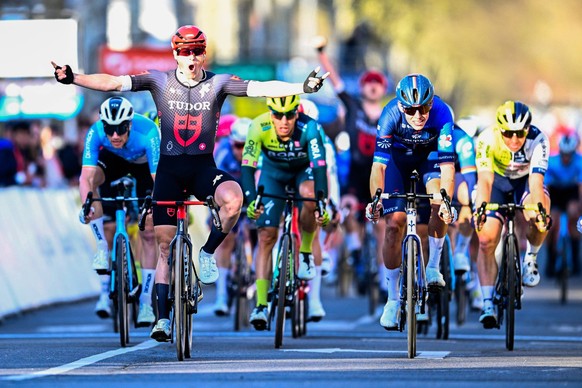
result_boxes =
[138,194,221,361]
[477,201,546,351]
[374,171,451,359]
[83,176,141,348]
[255,185,324,348]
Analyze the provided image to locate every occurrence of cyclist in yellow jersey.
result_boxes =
[241,95,330,330]
[473,100,551,329]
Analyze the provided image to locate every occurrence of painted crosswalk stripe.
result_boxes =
[2,340,160,381]
[281,348,449,359]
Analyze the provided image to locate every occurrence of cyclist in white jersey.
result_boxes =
[53,25,328,341]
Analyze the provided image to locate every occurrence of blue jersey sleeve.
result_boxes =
[81,123,103,167]
[373,100,399,165]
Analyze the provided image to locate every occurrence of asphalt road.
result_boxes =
[1,274,581,387]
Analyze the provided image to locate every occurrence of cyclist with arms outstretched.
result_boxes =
[366,74,456,330]
[241,96,330,330]
[473,101,551,329]
[79,96,159,326]
[53,25,328,341]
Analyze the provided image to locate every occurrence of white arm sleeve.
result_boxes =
[246,80,304,97]
[119,75,132,92]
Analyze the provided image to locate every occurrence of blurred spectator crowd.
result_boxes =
[0,115,95,188]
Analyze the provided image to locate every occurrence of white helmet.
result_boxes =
[230,117,252,143]
[299,98,319,121]
[100,97,134,125]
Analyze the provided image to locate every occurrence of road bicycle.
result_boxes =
[228,212,256,331]
[361,220,380,316]
[255,185,325,348]
[474,201,547,351]
[82,176,141,348]
[554,212,573,304]
[372,170,452,358]
[138,193,221,361]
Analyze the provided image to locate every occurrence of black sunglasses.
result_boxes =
[103,121,130,136]
[501,129,528,139]
[177,47,206,57]
[233,142,245,149]
[403,104,432,116]
[271,109,297,120]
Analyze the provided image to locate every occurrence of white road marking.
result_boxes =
[281,348,449,359]
[37,324,109,333]
[2,340,160,381]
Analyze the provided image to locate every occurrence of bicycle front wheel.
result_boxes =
[183,239,194,359]
[406,237,417,359]
[275,234,291,349]
[174,237,187,361]
[436,237,451,340]
[505,236,517,351]
[558,235,570,305]
[116,234,130,347]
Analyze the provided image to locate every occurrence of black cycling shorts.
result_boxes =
[548,185,578,213]
[153,153,236,226]
[97,149,153,223]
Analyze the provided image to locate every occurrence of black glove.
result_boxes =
[303,66,329,93]
[53,63,75,84]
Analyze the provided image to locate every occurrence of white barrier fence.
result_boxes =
[0,187,99,319]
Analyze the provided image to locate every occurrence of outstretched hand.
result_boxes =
[51,61,75,84]
[303,66,329,93]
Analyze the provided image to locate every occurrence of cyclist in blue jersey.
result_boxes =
[449,118,483,309]
[212,117,252,315]
[78,97,160,326]
[545,133,582,276]
[366,74,457,330]
[53,25,328,341]
[315,36,388,293]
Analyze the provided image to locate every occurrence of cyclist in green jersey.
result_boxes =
[241,95,330,330]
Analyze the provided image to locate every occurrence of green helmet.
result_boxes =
[266,95,300,113]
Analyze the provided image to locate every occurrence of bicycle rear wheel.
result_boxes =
[116,234,130,347]
[406,238,417,358]
[183,240,194,359]
[558,235,570,305]
[275,234,291,349]
[233,241,251,331]
[455,273,468,326]
[505,236,517,351]
[174,238,187,361]
[436,237,451,340]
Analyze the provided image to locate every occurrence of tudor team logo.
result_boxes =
[173,113,202,146]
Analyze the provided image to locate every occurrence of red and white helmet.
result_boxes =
[171,25,207,50]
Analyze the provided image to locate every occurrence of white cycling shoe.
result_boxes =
[380,300,400,330]
[308,299,326,322]
[150,318,171,342]
[137,303,156,327]
[426,267,446,288]
[297,252,316,280]
[522,254,540,287]
[453,252,471,273]
[94,294,111,319]
[92,249,110,272]
[213,295,229,317]
[198,249,219,284]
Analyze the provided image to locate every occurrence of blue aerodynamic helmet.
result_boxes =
[395,74,434,107]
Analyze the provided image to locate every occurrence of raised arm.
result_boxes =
[51,61,123,91]
[313,36,343,90]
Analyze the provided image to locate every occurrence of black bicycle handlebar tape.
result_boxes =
[440,188,452,215]
[137,195,152,231]
[537,202,550,228]
[476,201,488,225]
[83,192,94,216]
[371,188,382,213]
[54,64,75,84]
[316,190,325,216]
[207,195,223,232]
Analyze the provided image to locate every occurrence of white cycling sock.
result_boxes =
[99,274,110,297]
[345,231,362,251]
[140,269,155,305]
[89,217,108,251]
[386,268,400,301]
[216,267,230,300]
[455,233,472,257]
[427,236,445,269]
[309,266,322,304]
[481,285,494,302]
[525,241,541,259]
